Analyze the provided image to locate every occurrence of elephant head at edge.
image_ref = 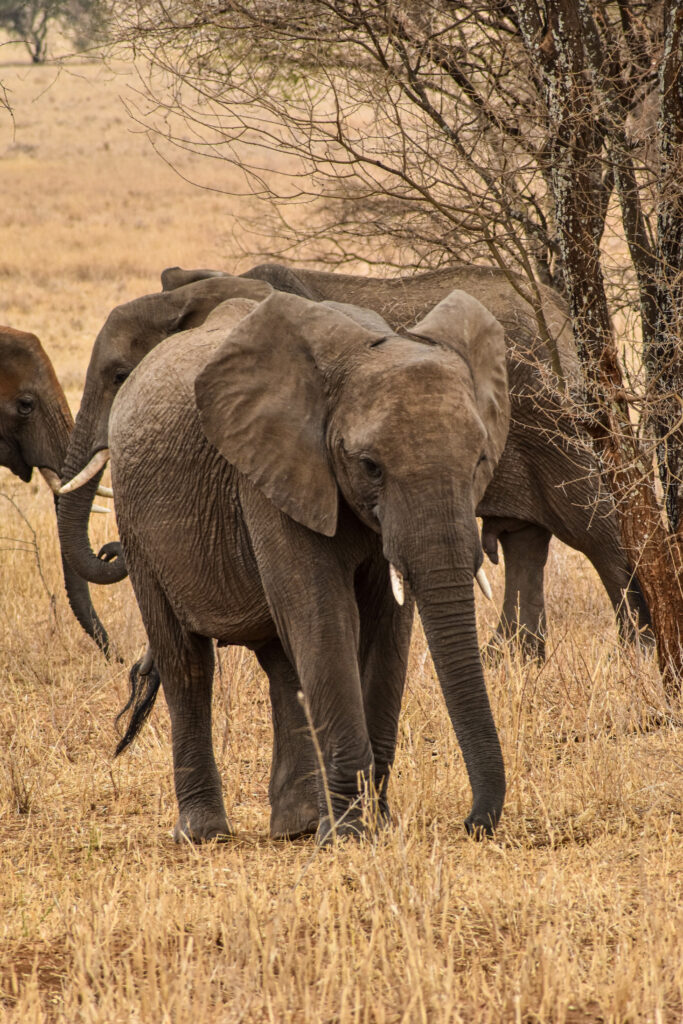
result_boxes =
[195,289,510,833]
[57,274,273,587]
[0,325,113,655]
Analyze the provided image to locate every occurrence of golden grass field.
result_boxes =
[0,49,682,1024]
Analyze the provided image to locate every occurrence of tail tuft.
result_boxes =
[115,657,162,756]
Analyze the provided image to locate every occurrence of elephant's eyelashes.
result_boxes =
[16,395,35,417]
[113,368,130,387]
[359,456,383,482]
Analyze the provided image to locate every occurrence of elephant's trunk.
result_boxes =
[400,523,505,834]
[54,498,113,656]
[58,430,127,585]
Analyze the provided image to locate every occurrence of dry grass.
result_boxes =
[0,53,681,1024]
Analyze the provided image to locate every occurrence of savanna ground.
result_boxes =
[0,43,681,1024]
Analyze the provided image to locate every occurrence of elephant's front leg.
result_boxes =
[255,638,319,839]
[355,557,414,825]
[251,527,375,843]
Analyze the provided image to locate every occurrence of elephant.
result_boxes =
[56,275,273,586]
[58,262,651,659]
[0,325,113,655]
[108,288,510,843]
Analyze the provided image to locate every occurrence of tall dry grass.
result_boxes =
[0,53,681,1023]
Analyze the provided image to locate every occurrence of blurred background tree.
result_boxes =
[0,0,109,62]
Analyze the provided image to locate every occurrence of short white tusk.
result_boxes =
[59,449,110,494]
[389,563,405,606]
[91,504,110,514]
[97,484,114,498]
[475,566,492,601]
[39,468,62,493]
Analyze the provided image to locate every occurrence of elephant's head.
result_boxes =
[0,326,73,484]
[195,290,509,833]
[0,326,113,654]
[57,274,273,585]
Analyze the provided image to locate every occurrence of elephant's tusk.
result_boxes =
[97,484,114,498]
[59,449,110,494]
[91,504,111,514]
[475,566,493,601]
[39,467,62,493]
[389,563,405,606]
[139,645,154,675]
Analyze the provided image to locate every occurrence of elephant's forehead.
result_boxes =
[345,344,474,412]
[338,350,484,456]
[0,333,41,393]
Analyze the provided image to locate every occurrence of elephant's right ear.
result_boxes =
[161,267,227,291]
[194,291,385,536]
[410,290,509,474]
[162,276,274,336]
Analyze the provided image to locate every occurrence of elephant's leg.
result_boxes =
[255,638,319,840]
[355,559,413,825]
[162,631,231,843]
[123,544,230,843]
[242,496,377,844]
[485,519,551,659]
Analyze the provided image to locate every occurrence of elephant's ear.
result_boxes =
[162,276,274,335]
[194,291,386,536]
[410,290,509,467]
[161,267,227,291]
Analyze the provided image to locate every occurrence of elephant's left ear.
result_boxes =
[410,290,509,467]
[194,291,386,536]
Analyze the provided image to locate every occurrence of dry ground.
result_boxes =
[0,51,681,1024]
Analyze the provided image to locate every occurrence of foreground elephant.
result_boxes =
[109,290,509,842]
[0,326,112,654]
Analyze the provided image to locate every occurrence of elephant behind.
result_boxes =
[108,290,510,843]
[0,325,112,655]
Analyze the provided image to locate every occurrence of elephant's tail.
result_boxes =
[114,657,162,756]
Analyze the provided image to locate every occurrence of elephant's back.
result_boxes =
[290,264,578,381]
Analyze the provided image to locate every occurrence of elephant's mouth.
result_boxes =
[4,448,32,482]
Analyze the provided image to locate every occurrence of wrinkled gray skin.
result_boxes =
[0,326,111,655]
[59,262,651,658]
[109,290,510,844]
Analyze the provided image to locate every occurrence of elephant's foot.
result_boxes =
[270,800,318,840]
[315,796,391,846]
[173,807,233,844]
[484,626,546,663]
[269,778,319,839]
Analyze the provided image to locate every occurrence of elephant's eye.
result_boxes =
[113,368,130,387]
[476,453,487,467]
[16,395,34,417]
[360,456,383,482]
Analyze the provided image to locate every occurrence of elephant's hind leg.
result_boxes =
[123,540,231,843]
[255,638,319,840]
[162,630,232,843]
[485,519,551,660]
